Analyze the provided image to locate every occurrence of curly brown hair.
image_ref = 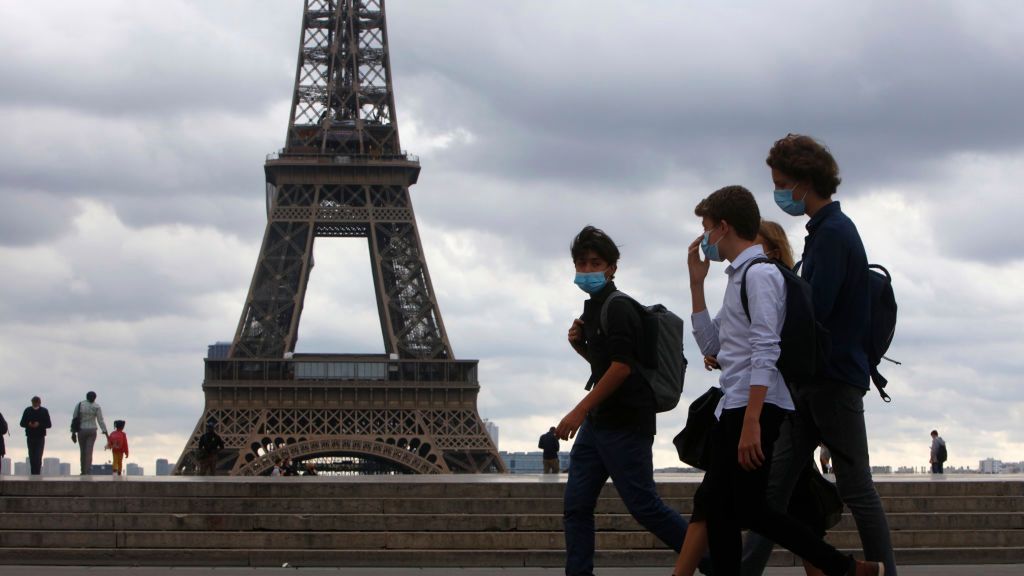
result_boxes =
[766,134,842,197]
[694,185,760,241]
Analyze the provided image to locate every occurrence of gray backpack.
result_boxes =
[600,291,687,412]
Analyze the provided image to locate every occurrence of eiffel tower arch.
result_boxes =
[174,0,504,475]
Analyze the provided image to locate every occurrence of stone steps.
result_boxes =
[0,476,1020,567]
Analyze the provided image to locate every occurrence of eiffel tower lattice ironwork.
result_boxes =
[174,0,504,475]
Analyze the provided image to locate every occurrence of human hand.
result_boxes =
[703,355,720,371]
[568,319,584,346]
[71,433,77,444]
[687,235,711,286]
[738,419,765,471]
[555,406,587,440]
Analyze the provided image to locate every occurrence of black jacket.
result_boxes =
[579,282,656,434]
[197,431,225,455]
[20,406,52,438]
[538,431,560,459]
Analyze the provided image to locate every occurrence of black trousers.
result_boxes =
[27,436,45,475]
[705,404,853,576]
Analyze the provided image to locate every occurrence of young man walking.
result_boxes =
[558,225,690,576]
[741,134,897,575]
[685,185,880,576]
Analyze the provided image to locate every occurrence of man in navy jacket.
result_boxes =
[741,134,897,576]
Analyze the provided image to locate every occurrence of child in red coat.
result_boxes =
[106,420,129,475]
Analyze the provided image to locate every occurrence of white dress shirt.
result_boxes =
[691,244,794,418]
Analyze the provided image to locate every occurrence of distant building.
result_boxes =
[208,341,232,359]
[1,457,10,476]
[126,463,144,476]
[483,420,499,450]
[980,458,1003,474]
[60,463,71,476]
[42,458,62,477]
[14,461,28,476]
[499,451,570,474]
[91,464,114,475]
[870,465,892,475]
[155,459,173,476]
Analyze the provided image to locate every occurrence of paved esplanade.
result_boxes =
[1,567,1021,575]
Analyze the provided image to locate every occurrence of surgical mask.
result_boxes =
[574,271,608,294]
[774,184,808,216]
[700,227,725,262]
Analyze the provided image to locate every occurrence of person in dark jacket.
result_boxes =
[559,225,693,576]
[538,426,560,473]
[741,134,896,576]
[196,420,225,476]
[0,411,8,472]
[20,396,52,475]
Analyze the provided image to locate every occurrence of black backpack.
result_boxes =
[937,441,948,463]
[867,264,899,402]
[740,258,831,390]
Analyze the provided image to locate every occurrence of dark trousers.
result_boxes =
[27,436,45,475]
[741,381,897,575]
[706,404,852,576]
[931,461,943,474]
[563,420,687,576]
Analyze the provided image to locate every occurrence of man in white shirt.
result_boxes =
[683,185,881,576]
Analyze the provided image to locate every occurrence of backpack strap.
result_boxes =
[598,291,637,335]
[739,257,774,322]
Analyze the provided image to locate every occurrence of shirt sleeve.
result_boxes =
[691,309,722,357]
[96,406,108,434]
[807,225,848,323]
[604,297,641,366]
[745,264,786,389]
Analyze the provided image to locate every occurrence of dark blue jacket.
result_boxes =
[801,202,871,390]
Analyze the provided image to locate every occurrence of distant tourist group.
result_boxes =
[0,392,131,476]
[553,134,914,576]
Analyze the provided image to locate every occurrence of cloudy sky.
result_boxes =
[1,0,1022,474]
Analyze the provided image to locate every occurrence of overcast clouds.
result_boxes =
[1,0,1022,473]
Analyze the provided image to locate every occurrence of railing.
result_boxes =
[204,357,477,385]
[266,150,419,164]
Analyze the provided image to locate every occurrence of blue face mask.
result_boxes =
[574,271,608,294]
[774,184,807,216]
[700,227,725,262]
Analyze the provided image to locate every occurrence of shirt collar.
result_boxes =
[725,244,767,276]
[806,201,842,234]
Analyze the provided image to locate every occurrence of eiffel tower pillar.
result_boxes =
[174,0,504,475]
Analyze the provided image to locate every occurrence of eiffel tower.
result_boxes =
[174,0,504,475]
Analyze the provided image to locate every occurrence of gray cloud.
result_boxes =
[1,1,1023,471]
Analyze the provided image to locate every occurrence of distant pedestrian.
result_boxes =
[106,420,129,476]
[282,457,299,477]
[196,420,225,476]
[20,396,52,475]
[305,462,319,476]
[271,462,283,477]
[538,426,560,473]
[929,430,947,474]
[71,391,109,475]
[0,410,8,474]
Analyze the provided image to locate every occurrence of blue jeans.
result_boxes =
[741,382,897,576]
[563,420,687,576]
